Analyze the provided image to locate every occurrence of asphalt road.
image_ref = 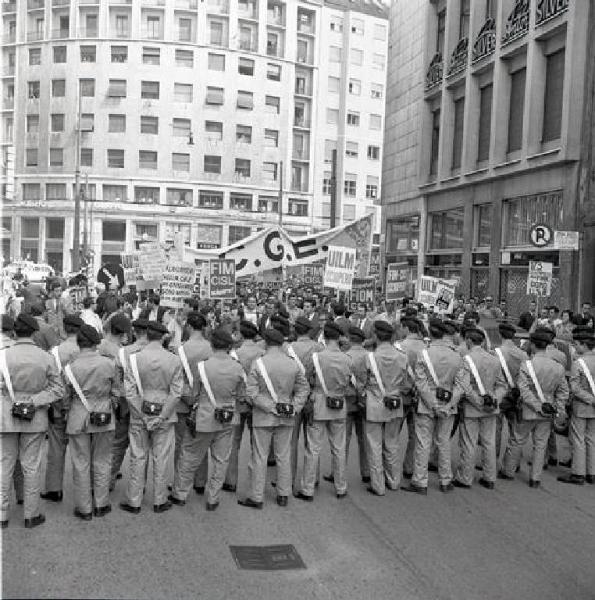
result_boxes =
[2,428,595,600]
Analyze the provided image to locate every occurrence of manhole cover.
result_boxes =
[229,545,307,571]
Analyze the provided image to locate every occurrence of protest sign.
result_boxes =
[526,261,553,297]
[323,245,356,291]
[417,276,457,313]
[348,277,376,311]
[120,252,141,287]
[208,259,236,300]
[385,263,409,301]
[138,242,167,283]
[160,261,196,308]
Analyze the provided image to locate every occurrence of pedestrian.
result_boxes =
[80,296,103,335]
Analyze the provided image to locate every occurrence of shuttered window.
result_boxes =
[452,97,465,169]
[430,109,440,175]
[507,68,526,153]
[542,48,565,143]
[477,84,493,162]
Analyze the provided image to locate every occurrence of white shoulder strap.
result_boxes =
[368,352,387,397]
[577,358,595,396]
[317,331,325,346]
[287,345,305,375]
[422,349,440,387]
[312,352,329,396]
[495,348,514,388]
[51,347,62,373]
[178,346,194,387]
[525,360,546,404]
[394,342,403,351]
[129,353,144,398]
[256,357,279,403]
[118,347,127,372]
[229,349,247,384]
[0,349,15,402]
[197,361,217,409]
[395,342,415,380]
[465,355,486,396]
[64,364,92,413]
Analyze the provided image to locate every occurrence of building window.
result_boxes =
[369,114,382,130]
[507,68,526,153]
[209,20,224,45]
[239,24,256,51]
[258,196,279,213]
[297,39,309,63]
[475,204,492,247]
[542,48,565,143]
[172,118,191,137]
[343,204,356,221]
[29,48,41,66]
[295,74,307,95]
[166,188,192,207]
[49,148,63,167]
[176,49,193,68]
[477,84,493,162]
[115,15,129,38]
[351,18,364,34]
[205,121,223,140]
[387,216,420,253]
[350,48,363,66]
[267,32,280,57]
[103,221,126,242]
[367,145,380,160]
[50,114,65,133]
[107,149,124,168]
[80,45,96,63]
[322,172,332,195]
[199,191,223,209]
[267,63,281,81]
[26,149,38,167]
[345,142,358,158]
[111,46,128,63]
[236,124,252,143]
[429,209,464,250]
[372,53,385,70]
[229,225,251,245]
[437,9,446,53]
[85,14,98,37]
[178,18,192,42]
[103,185,127,202]
[374,24,387,40]
[46,184,66,201]
[264,129,278,147]
[134,187,159,204]
[146,16,162,39]
[134,223,158,243]
[172,153,190,172]
[237,90,254,110]
[46,218,65,239]
[204,155,221,173]
[329,46,342,62]
[459,0,470,39]
[238,57,255,76]
[452,97,465,170]
[366,176,379,199]
[265,95,280,114]
[230,192,252,211]
[140,116,158,134]
[174,83,193,103]
[81,113,94,131]
[262,162,278,182]
[28,81,40,99]
[289,198,308,216]
[324,139,337,162]
[139,150,157,170]
[347,112,360,126]
[327,109,339,125]
[330,16,343,32]
[206,86,224,105]
[52,79,66,97]
[23,184,41,201]
[208,53,225,71]
[371,83,383,99]
[503,192,562,247]
[27,115,39,133]
[344,174,357,196]
[108,79,127,98]
[80,148,93,167]
[164,223,191,246]
[53,46,66,63]
[142,47,160,65]
[430,109,440,175]
[349,79,361,95]
[141,81,159,100]
[328,76,340,93]
[79,79,95,97]
[235,158,251,178]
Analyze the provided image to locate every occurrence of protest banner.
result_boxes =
[323,245,357,291]
[417,275,457,313]
[138,242,167,283]
[348,277,376,311]
[160,261,196,308]
[526,261,553,297]
[385,263,409,301]
[120,252,141,287]
[208,259,236,300]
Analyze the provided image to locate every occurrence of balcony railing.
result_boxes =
[27,0,44,10]
[27,31,44,41]
[175,0,197,8]
[239,40,256,51]
[206,0,229,14]
[1,67,15,76]
[237,2,256,19]
[297,21,314,35]
[2,2,16,13]
[51,28,70,39]
[293,118,310,129]
[52,0,69,5]
[267,10,285,26]
[2,98,14,109]
[2,33,16,43]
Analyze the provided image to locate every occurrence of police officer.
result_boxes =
[42,314,83,503]
[120,321,183,514]
[0,314,63,528]
[239,328,309,509]
[558,329,595,485]
[363,321,410,495]
[403,321,463,495]
[63,325,118,520]
[170,328,244,511]
[174,311,211,495]
[499,329,569,487]
[223,320,264,492]
[295,321,351,501]
[453,328,506,490]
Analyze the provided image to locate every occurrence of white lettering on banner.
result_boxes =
[526,261,553,297]
[385,263,409,301]
[323,245,356,291]
[161,261,196,308]
[208,259,236,299]
[138,242,167,283]
[417,275,457,313]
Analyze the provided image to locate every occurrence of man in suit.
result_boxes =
[574,302,594,328]
[330,301,351,336]
[518,300,537,331]
[141,294,166,324]
[258,299,277,336]
[302,297,320,341]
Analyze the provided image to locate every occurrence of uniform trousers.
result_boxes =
[569,415,595,477]
[125,420,174,507]
[302,420,346,496]
[402,408,416,475]
[290,412,320,491]
[249,425,293,502]
[412,414,454,488]
[502,419,551,482]
[224,412,252,487]
[110,411,129,486]
[365,418,403,494]
[173,427,232,505]
[345,410,368,479]
[0,432,45,520]
[69,431,114,513]
[45,416,68,493]
[495,413,515,460]
[456,415,497,485]
[174,416,208,488]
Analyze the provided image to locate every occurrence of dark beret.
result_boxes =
[442,320,458,335]
[271,314,290,336]
[78,324,100,346]
[2,314,14,332]
[400,318,418,331]
[374,320,394,336]
[534,327,554,341]
[324,321,342,340]
[211,326,233,348]
[239,320,259,338]
[186,311,206,331]
[498,322,517,338]
[264,327,284,346]
[294,316,312,334]
[15,313,39,333]
[530,330,552,344]
[132,318,148,330]
[63,314,84,329]
[147,320,168,335]
[429,319,447,335]
[348,325,365,342]
[465,327,485,343]
[110,313,131,335]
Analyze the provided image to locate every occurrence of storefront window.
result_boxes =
[475,204,492,247]
[386,215,420,253]
[503,192,562,247]
[429,208,464,250]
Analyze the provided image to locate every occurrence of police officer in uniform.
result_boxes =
[0,314,63,528]
[403,321,463,495]
[499,329,569,487]
[120,321,183,514]
[42,314,83,503]
[296,322,352,501]
[453,328,507,490]
[239,328,309,508]
[170,328,244,511]
[224,320,264,492]
[63,325,118,520]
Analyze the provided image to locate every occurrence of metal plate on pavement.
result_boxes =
[229,545,306,571]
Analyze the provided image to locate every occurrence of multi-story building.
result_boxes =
[1,0,387,277]
[382,0,595,312]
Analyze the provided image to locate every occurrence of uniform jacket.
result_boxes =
[194,353,245,432]
[310,346,352,421]
[64,349,117,434]
[346,344,368,412]
[177,336,212,413]
[246,347,309,427]
[232,339,264,414]
[304,312,320,340]
[287,336,321,382]
[414,339,464,416]
[124,340,183,426]
[495,340,528,389]
[546,344,568,369]
[364,342,410,421]
[518,352,569,420]
[395,336,425,370]
[569,351,595,418]
[31,317,60,351]
[98,337,125,400]
[458,345,507,418]
[1,339,63,433]
[333,316,351,336]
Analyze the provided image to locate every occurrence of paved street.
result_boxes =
[3,430,595,600]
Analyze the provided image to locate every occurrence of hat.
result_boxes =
[464,327,485,344]
[63,314,84,329]
[15,313,39,334]
[294,316,312,335]
[132,318,148,331]
[187,311,206,331]
[533,326,555,341]
[239,320,259,339]
[2,315,14,332]
[324,321,342,340]
[442,320,458,336]
[271,314,290,337]
[348,325,365,342]
[374,320,394,340]
[147,320,168,335]
[264,327,284,346]
[211,327,233,349]
[498,322,517,339]
[530,330,552,344]
[78,324,100,346]
[110,313,131,335]
[428,320,447,337]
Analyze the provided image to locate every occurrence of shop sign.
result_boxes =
[502,0,530,45]
[526,261,553,297]
[425,53,443,89]
[529,223,553,247]
[472,19,496,62]
[553,230,579,250]
[536,0,569,26]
